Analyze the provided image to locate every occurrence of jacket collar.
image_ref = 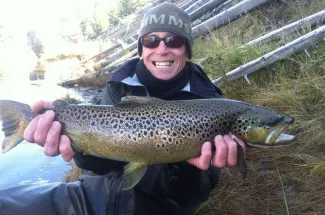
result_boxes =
[109,57,222,98]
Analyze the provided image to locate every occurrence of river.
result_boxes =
[0,72,97,189]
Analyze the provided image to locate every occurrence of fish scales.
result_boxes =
[51,98,260,163]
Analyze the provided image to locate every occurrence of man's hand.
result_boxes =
[23,100,75,162]
[187,135,246,170]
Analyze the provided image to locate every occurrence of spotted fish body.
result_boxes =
[0,97,295,190]
[52,97,284,163]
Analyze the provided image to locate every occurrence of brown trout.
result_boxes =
[0,97,295,190]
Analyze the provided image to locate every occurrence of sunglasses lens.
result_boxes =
[142,36,160,48]
[165,36,184,48]
[142,35,185,49]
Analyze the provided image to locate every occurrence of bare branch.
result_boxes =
[192,0,274,38]
[242,9,325,47]
[212,24,325,87]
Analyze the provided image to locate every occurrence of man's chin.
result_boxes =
[151,69,175,80]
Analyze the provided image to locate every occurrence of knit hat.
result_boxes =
[137,2,193,59]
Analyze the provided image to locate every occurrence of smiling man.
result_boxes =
[140,32,188,80]
[0,2,246,215]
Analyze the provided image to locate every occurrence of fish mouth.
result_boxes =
[265,123,295,145]
[274,133,296,144]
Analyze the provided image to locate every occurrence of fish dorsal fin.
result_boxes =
[120,96,163,104]
[52,99,69,107]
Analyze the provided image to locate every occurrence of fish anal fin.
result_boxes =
[122,162,148,190]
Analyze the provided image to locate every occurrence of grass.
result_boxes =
[62,0,325,214]
[191,0,325,214]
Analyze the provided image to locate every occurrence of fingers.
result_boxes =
[212,135,228,168]
[232,135,247,159]
[187,142,212,170]
[188,135,247,170]
[43,121,61,156]
[23,100,75,162]
[223,135,238,167]
[25,110,56,145]
[31,100,53,113]
[34,110,56,146]
[212,135,247,168]
[24,115,40,142]
[59,135,75,162]
[44,130,75,162]
[24,99,54,143]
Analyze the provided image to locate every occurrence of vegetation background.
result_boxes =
[192,0,325,214]
[81,0,325,214]
[61,0,325,214]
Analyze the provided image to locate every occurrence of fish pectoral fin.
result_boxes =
[122,162,148,190]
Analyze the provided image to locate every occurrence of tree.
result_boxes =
[118,0,136,17]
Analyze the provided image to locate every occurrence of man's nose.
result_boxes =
[155,41,169,54]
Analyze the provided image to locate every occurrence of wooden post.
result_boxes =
[192,0,273,38]
[93,41,138,71]
[181,0,199,10]
[189,0,227,21]
[242,9,325,47]
[185,0,212,14]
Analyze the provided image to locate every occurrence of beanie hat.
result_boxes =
[137,2,193,59]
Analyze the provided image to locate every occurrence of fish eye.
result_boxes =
[266,116,283,127]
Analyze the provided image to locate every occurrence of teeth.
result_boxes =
[155,61,172,68]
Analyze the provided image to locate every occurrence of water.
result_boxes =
[0,6,104,190]
[0,136,72,189]
[0,74,91,189]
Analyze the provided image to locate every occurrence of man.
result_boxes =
[0,3,246,215]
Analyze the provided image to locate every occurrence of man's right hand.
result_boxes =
[23,100,75,162]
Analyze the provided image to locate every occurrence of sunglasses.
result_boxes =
[141,35,185,49]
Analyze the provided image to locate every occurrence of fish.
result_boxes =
[0,96,295,190]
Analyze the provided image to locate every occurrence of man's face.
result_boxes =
[141,32,188,80]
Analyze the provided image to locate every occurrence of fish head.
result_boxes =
[231,107,295,148]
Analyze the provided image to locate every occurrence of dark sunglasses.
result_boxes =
[141,35,185,49]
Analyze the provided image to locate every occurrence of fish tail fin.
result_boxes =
[0,100,33,153]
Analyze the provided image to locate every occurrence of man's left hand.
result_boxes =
[187,135,246,170]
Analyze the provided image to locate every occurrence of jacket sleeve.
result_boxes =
[0,181,91,215]
[73,84,126,175]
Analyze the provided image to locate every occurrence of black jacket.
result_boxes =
[75,58,223,215]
